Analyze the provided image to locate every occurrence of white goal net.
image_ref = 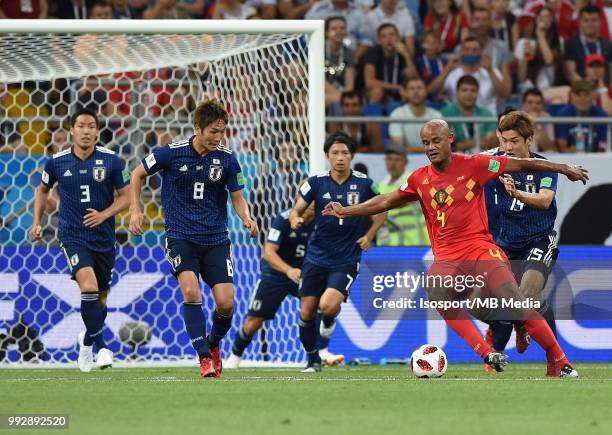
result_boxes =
[0,20,324,366]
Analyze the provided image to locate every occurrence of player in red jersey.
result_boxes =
[323,119,588,377]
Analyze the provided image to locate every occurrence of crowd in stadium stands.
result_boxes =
[1,0,611,155]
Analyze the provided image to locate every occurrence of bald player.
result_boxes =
[323,119,588,377]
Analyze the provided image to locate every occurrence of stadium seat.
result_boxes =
[5,87,49,154]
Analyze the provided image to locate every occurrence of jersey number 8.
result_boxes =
[193,182,205,199]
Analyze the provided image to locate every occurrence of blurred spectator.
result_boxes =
[278,0,317,19]
[212,0,257,19]
[143,0,195,19]
[0,0,47,18]
[41,129,67,214]
[555,80,608,152]
[564,4,612,84]
[362,0,416,57]
[49,0,94,19]
[250,138,308,238]
[469,7,513,97]
[363,23,417,104]
[521,88,556,152]
[110,0,146,18]
[543,52,612,107]
[423,0,469,54]
[584,54,612,114]
[374,144,429,246]
[415,31,448,90]
[515,6,563,94]
[389,77,442,153]
[576,0,610,39]
[128,0,149,18]
[245,0,276,18]
[327,91,384,153]
[1,133,27,154]
[519,0,576,41]
[440,75,497,152]
[325,17,356,109]
[48,128,69,154]
[162,87,192,121]
[436,37,508,115]
[490,0,519,51]
[88,0,113,18]
[306,0,367,56]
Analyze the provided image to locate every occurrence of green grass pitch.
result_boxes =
[2,364,611,435]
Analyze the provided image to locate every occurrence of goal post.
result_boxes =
[0,19,326,174]
[0,20,325,366]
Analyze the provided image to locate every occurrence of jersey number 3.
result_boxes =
[80,185,90,203]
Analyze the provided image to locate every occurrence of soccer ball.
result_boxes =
[410,344,447,378]
[118,320,152,348]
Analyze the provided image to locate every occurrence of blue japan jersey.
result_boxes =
[300,170,378,268]
[485,152,558,251]
[142,137,244,246]
[261,209,314,279]
[41,146,128,252]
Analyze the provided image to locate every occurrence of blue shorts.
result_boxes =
[165,238,234,287]
[298,261,359,300]
[248,274,298,320]
[59,242,115,291]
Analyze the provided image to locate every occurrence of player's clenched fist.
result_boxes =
[289,214,304,230]
[28,225,42,241]
[128,209,144,235]
[286,267,301,284]
[244,217,259,237]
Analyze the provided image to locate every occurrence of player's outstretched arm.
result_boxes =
[499,174,555,209]
[230,190,259,237]
[289,197,309,230]
[504,157,589,184]
[263,243,301,284]
[128,163,148,235]
[323,191,407,219]
[29,184,51,241]
[357,211,389,251]
[83,185,130,228]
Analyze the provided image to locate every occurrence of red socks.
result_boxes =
[438,308,493,358]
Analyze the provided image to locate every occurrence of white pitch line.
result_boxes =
[2,377,611,382]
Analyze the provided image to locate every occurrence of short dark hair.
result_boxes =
[377,23,399,36]
[88,0,111,17]
[472,7,490,16]
[193,99,228,130]
[324,131,357,155]
[522,88,544,103]
[404,76,426,87]
[456,75,479,91]
[421,29,440,42]
[340,90,362,105]
[70,108,99,127]
[325,16,346,33]
[462,36,482,49]
[498,106,517,123]
[579,4,601,18]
